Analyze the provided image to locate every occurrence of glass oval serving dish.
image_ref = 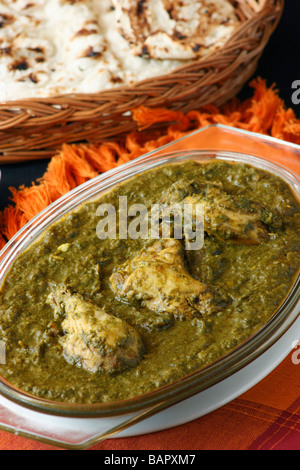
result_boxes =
[0,148,300,424]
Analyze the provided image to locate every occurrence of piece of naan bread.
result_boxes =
[112,0,240,60]
[0,0,240,101]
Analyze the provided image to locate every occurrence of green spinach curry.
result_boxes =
[0,160,300,404]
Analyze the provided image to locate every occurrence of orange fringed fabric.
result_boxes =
[1,77,300,251]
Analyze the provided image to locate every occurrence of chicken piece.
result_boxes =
[110,239,216,319]
[47,286,144,374]
[161,178,282,245]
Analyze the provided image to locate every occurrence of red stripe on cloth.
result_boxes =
[225,399,290,427]
[247,396,300,450]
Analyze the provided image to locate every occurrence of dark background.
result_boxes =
[0,1,299,212]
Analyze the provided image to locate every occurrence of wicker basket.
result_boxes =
[0,0,284,163]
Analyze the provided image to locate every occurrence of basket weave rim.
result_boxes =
[0,0,284,161]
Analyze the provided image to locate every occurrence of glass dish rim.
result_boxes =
[0,143,300,419]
